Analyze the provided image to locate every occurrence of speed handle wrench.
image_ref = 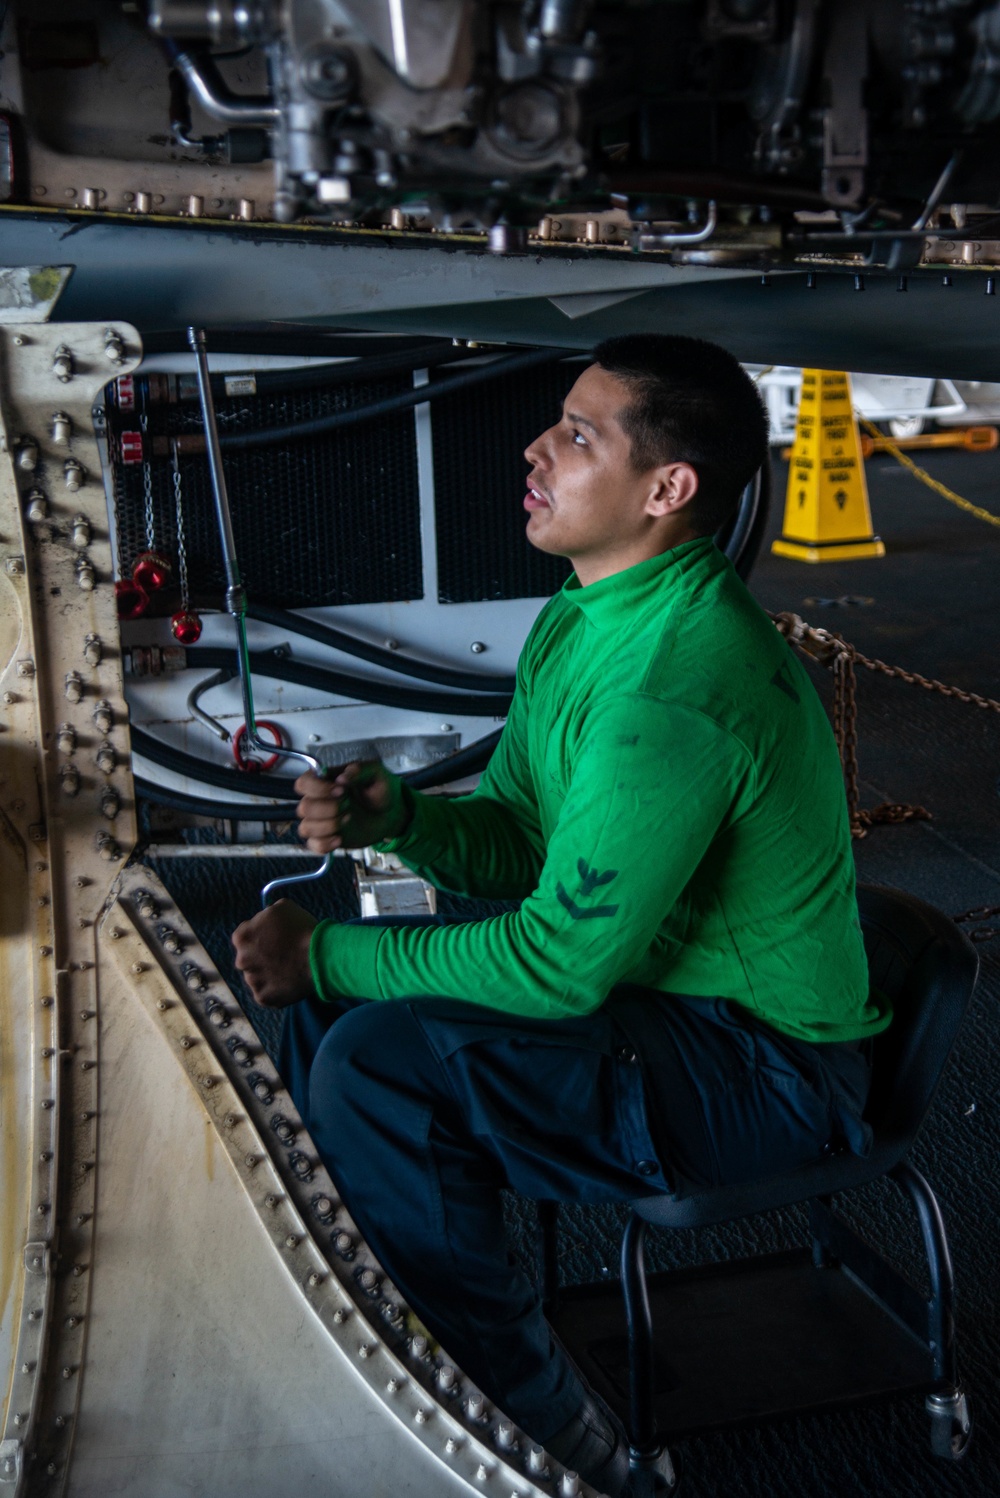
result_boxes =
[187,326,333,908]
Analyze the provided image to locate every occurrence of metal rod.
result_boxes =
[186,326,333,907]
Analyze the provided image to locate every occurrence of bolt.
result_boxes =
[334,1231,354,1255]
[135,191,152,214]
[332,1308,347,1323]
[285,1234,298,1249]
[76,876,90,888]
[41,1099,54,1110]
[358,1343,371,1359]
[71,514,92,549]
[185,194,204,217]
[182,963,204,990]
[179,1035,194,1050]
[475,1463,488,1480]
[101,788,120,819]
[411,1334,428,1358]
[40,1148,53,1160]
[201,1075,216,1089]
[3,691,16,705]
[26,488,48,522]
[358,1267,378,1291]
[159,928,181,953]
[384,638,398,650]
[466,1391,485,1419]
[131,961,146,975]
[264,1194,279,1209]
[80,1060,96,1071]
[245,1154,258,1168]
[61,1365,75,1379]
[440,723,453,732]
[415,1409,429,1425]
[17,437,39,470]
[40,995,54,1008]
[156,998,170,1010]
[27,1309,40,1321]
[83,633,102,666]
[64,672,83,703]
[314,1195,334,1217]
[136,892,158,919]
[92,699,113,734]
[470,641,486,654]
[53,346,74,382]
[76,557,96,591]
[445,1437,459,1454]
[560,1473,580,1497]
[5,555,25,576]
[12,1414,23,1426]
[387,1377,400,1394]
[97,833,121,861]
[58,724,78,756]
[96,743,116,774]
[104,332,126,365]
[65,1314,81,1328]
[438,1365,456,1390]
[64,458,85,492]
[308,1271,324,1287]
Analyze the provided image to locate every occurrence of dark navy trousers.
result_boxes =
[278,917,871,1445]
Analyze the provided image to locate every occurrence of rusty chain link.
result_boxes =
[771,611,1000,840]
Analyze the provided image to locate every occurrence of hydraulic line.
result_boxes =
[216,346,570,451]
[184,646,514,717]
[131,725,503,805]
[246,603,516,694]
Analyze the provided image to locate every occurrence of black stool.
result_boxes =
[542,885,979,1491]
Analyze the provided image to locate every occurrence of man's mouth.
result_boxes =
[524,480,551,512]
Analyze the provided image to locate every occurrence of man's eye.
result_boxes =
[571,429,588,447]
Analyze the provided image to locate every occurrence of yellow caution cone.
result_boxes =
[771,369,885,563]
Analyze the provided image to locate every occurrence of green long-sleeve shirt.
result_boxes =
[310,536,891,1042]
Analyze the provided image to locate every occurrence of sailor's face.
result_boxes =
[522,363,659,567]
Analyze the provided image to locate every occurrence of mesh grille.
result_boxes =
[431,361,575,604]
[106,373,423,609]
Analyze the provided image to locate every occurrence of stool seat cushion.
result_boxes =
[631,884,978,1230]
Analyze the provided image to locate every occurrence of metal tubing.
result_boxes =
[890,1160,958,1386]
[171,47,280,127]
[620,1213,659,1459]
[637,201,718,250]
[186,326,332,905]
[186,668,234,742]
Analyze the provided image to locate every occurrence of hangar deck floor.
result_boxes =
[146,443,1000,1498]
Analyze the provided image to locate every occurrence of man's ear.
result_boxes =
[645,461,699,517]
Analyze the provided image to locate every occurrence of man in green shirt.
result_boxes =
[232,336,889,1496]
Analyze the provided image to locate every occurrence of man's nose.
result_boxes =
[524,426,552,467]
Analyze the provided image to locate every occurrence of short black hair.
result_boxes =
[592,334,770,535]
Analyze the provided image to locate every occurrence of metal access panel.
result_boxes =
[0,315,593,1498]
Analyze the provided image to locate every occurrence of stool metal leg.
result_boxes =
[890,1160,972,1460]
[621,1214,657,1457]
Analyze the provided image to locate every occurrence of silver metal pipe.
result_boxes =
[172,48,280,127]
[636,201,718,250]
[186,668,233,743]
[186,326,333,906]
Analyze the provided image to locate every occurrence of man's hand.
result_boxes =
[232,899,317,1008]
[295,760,411,853]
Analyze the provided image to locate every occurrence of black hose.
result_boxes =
[247,603,517,694]
[185,646,513,718]
[136,777,298,820]
[217,347,570,450]
[132,725,503,809]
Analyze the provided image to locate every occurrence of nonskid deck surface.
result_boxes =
[153,447,1000,1498]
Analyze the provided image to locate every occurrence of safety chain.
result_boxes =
[140,411,154,550]
[772,611,1000,838]
[172,448,189,611]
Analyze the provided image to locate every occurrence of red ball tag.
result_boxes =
[115,577,149,620]
[170,609,203,645]
[132,549,173,593]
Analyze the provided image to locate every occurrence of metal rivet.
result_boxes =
[201,1076,216,1089]
[415,1409,429,1424]
[285,1234,298,1249]
[41,1100,54,1110]
[131,962,146,975]
[156,999,170,1011]
[332,1308,348,1323]
[445,1437,459,1453]
[560,1473,580,1497]
[54,1414,67,1428]
[61,1366,75,1379]
[245,1154,258,1168]
[71,1264,86,1277]
[358,1268,378,1291]
[475,1463,488,1480]
[179,1036,194,1049]
[40,995,53,1008]
[38,947,52,958]
[466,1391,485,1419]
[307,1271,324,1287]
[470,641,486,654]
[438,1365,456,1390]
[358,1343,371,1359]
[264,1194,279,1209]
[40,1149,53,1161]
